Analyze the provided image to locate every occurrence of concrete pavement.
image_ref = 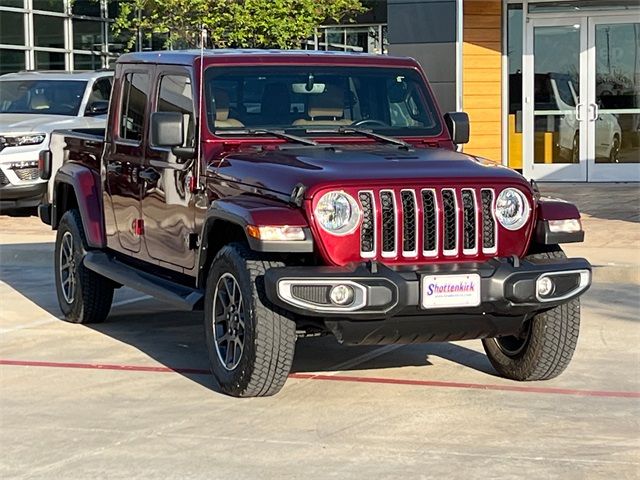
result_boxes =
[540,183,640,284]
[1,184,639,479]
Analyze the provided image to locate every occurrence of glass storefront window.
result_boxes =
[73,54,102,70]
[594,23,640,164]
[507,5,523,170]
[33,14,65,48]
[72,0,101,18]
[0,11,24,45]
[35,50,65,69]
[73,19,103,52]
[0,0,24,7]
[32,0,64,12]
[529,1,640,13]
[533,24,581,164]
[0,49,25,74]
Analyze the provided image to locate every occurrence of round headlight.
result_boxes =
[314,191,360,235]
[495,188,530,230]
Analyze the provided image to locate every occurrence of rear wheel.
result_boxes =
[204,243,296,397]
[55,209,114,323]
[482,246,580,381]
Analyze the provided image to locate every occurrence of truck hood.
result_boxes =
[0,113,78,134]
[212,145,531,197]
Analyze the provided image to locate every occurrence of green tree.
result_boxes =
[111,0,366,51]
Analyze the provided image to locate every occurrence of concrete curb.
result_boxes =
[591,264,640,286]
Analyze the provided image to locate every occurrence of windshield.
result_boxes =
[0,80,87,116]
[204,66,442,137]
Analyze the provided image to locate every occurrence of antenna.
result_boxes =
[195,24,206,192]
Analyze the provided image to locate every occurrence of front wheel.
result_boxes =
[204,244,296,397]
[55,209,114,323]
[482,247,580,381]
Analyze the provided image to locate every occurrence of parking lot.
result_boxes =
[1,196,639,479]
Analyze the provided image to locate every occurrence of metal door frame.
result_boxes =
[522,16,588,181]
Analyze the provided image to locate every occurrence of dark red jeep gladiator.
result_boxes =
[39,50,591,397]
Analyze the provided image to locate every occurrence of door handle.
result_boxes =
[591,103,599,121]
[106,163,122,174]
[575,103,583,122]
[139,167,161,183]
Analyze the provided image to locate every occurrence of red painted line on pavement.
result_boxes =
[0,359,209,375]
[2,359,639,399]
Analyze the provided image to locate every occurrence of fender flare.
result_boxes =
[53,163,106,248]
[534,197,584,244]
[196,197,314,285]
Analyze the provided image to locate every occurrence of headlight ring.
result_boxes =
[314,191,361,235]
[495,187,530,231]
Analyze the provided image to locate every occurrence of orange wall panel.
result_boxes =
[463,0,503,164]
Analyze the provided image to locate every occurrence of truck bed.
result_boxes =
[47,128,106,203]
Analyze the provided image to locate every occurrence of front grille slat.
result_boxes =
[359,192,375,256]
[462,189,477,252]
[481,189,497,252]
[401,190,417,255]
[13,167,40,181]
[380,190,396,255]
[358,186,499,261]
[421,189,437,255]
[441,189,457,254]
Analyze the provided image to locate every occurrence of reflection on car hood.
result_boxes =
[0,113,78,134]
[212,144,531,197]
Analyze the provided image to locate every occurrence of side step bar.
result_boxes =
[83,251,204,310]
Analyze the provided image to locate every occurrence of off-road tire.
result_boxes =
[204,243,296,397]
[55,209,114,323]
[482,246,580,381]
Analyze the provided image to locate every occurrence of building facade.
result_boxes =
[389,0,640,182]
[1,0,638,182]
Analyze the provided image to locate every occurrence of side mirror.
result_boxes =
[151,111,184,147]
[444,112,470,145]
[86,100,109,116]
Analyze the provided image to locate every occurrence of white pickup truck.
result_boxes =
[0,70,113,211]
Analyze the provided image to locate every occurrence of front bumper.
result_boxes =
[264,257,592,344]
[0,181,46,208]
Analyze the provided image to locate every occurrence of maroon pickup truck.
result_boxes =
[39,50,591,397]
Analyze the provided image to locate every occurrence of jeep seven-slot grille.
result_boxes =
[358,188,498,260]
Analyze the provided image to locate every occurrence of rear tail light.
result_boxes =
[38,149,52,180]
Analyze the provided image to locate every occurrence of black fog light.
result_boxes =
[329,284,355,306]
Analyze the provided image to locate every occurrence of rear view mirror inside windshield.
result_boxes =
[291,83,326,94]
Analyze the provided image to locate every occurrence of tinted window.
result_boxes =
[156,74,194,147]
[204,66,442,137]
[90,77,112,102]
[0,80,87,115]
[119,73,148,142]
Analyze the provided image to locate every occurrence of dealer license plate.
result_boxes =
[421,274,481,309]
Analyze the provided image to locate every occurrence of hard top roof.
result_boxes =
[116,49,417,67]
[0,70,113,81]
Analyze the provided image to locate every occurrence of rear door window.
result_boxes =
[119,72,149,142]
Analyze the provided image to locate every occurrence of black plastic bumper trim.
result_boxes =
[264,256,592,320]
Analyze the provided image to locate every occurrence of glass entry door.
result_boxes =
[586,17,640,181]
[523,18,588,181]
[524,14,640,181]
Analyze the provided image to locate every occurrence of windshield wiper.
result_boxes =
[306,127,412,149]
[215,128,318,146]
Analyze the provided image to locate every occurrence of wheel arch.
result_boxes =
[52,163,106,248]
[196,198,313,288]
